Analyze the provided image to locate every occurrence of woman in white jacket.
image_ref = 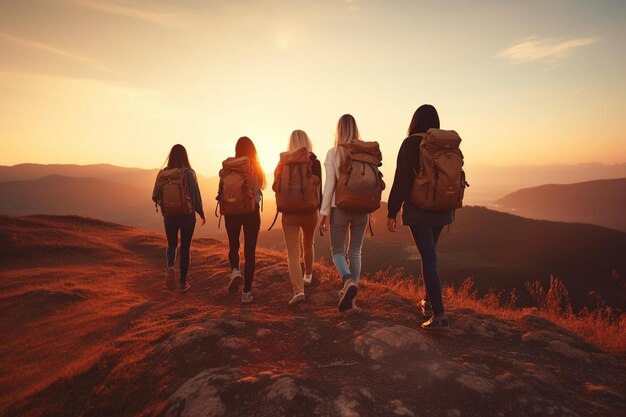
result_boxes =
[319,114,369,312]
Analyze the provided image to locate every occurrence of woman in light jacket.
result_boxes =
[387,104,453,330]
[319,114,369,312]
[281,130,323,305]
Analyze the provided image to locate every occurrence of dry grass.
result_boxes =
[358,266,626,354]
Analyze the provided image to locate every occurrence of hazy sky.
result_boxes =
[1,0,625,178]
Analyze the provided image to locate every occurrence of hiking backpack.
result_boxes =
[267,147,321,230]
[216,156,257,217]
[410,128,469,211]
[335,141,385,213]
[154,168,194,217]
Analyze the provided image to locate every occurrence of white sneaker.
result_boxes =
[303,274,312,286]
[242,291,253,303]
[228,269,243,294]
[338,280,358,312]
[288,292,305,306]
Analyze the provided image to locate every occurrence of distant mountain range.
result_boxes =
[465,162,626,205]
[0,163,276,237]
[1,163,624,309]
[493,178,626,231]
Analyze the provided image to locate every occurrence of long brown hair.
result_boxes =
[166,144,192,169]
[235,136,266,189]
[407,104,440,136]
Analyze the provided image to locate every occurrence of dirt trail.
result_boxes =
[0,215,624,417]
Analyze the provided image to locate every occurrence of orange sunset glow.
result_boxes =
[1,2,625,417]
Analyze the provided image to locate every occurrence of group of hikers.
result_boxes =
[152,104,468,330]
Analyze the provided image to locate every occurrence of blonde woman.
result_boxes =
[281,130,323,305]
[319,114,369,312]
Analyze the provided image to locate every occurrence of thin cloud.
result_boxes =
[52,0,188,29]
[0,32,114,74]
[498,36,599,64]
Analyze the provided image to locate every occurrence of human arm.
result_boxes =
[320,150,335,217]
[387,138,416,220]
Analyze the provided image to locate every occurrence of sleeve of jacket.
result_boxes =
[387,139,413,219]
[320,150,335,216]
[188,170,205,220]
[151,172,161,203]
[312,158,323,209]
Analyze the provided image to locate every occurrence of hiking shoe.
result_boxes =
[421,314,450,331]
[303,273,313,286]
[419,299,433,317]
[180,281,191,292]
[242,291,253,303]
[165,267,176,290]
[338,289,359,309]
[228,268,243,294]
[288,292,305,306]
[338,280,358,312]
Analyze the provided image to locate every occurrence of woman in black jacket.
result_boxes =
[152,144,205,292]
[387,105,453,330]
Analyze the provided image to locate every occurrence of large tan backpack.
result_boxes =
[154,168,194,217]
[335,141,385,213]
[267,147,321,230]
[216,156,256,216]
[410,128,469,211]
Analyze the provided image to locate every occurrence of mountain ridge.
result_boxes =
[0,215,624,417]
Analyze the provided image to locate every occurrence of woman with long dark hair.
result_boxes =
[152,144,205,292]
[387,105,453,330]
[224,136,266,303]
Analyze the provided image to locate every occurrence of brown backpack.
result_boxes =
[335,141,385,213]
[267,147,321,230]
[154,168,194,217]
[273,147,321,213]
[216,156,256,216]
[410,128,469,211]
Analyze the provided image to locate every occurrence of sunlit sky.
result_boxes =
[1,0,625,178]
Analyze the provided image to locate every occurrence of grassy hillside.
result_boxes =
[0,215,624,417]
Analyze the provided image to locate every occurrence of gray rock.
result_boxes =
[335,395,360,417]
[163,368,242,417]
[266,377,299,402]
[218,337,247,350]
[456,374,494,394]
[256,328,272,337]
[160,320,224,352]
[354,323,433,361]
[389,399,415,416]
[546,340,590,363]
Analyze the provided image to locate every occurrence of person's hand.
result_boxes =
[387,217,396,232]
[319,215,328,234]
[201,217,206,226]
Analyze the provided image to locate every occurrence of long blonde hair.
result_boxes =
[288,130,312,152]
[334,114,360,162]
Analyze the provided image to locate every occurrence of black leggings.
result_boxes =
[225,208,261,292]
[165,222,196,283]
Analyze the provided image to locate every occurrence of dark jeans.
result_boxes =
[409,225,444,315]
[225,208,261,292]
[165,222,196,283]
